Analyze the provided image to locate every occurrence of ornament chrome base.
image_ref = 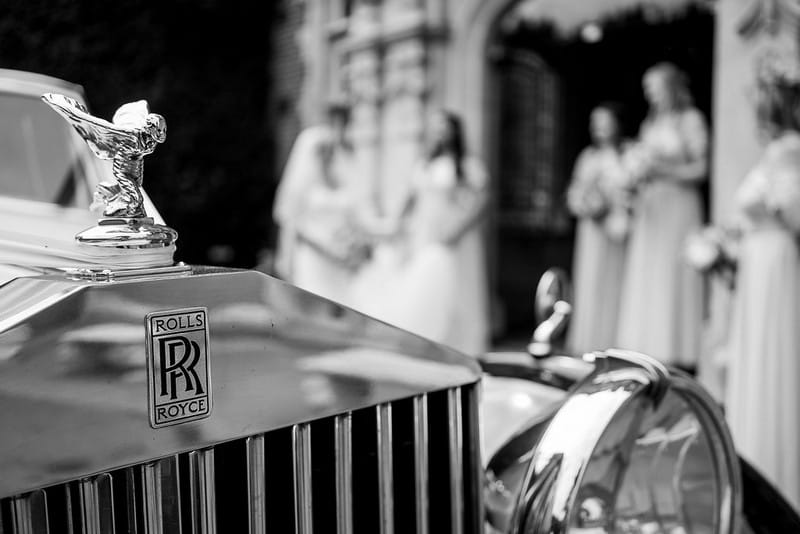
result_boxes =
[76,217,178,249]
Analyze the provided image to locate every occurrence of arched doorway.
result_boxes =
[486,2,715,336]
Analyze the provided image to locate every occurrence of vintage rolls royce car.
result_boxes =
[0,70,796,533]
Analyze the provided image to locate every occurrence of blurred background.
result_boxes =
[1,0,793,337]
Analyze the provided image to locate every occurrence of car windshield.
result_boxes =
[0,91,92,207]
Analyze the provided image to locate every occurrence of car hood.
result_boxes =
[0,267,481,496]
[0,197,174,285]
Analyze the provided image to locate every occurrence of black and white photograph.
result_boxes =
[1,0,800,532]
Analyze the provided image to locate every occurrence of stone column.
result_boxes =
[296,0,330,127]
[702,0,800,399]
[349,0,381,38]
[381,37,428,216]
[340,0,446,215]
[348,48,384,214]
[713,0,800,222]
[383,0,426,29]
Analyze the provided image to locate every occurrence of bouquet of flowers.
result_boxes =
[603,204,632,242]
[333,223,373,270]
[684,225,740,288]
[297,218,372,271]
[570,179,610,220]
[621,141,655,189]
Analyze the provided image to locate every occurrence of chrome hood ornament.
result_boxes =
[42,93,178,249]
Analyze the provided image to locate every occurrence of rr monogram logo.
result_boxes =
[146,307,212,428]
[158,335,204,400]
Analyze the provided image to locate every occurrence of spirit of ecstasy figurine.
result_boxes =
[42,93,178,249]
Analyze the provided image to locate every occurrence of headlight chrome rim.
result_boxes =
[506,349,742,534]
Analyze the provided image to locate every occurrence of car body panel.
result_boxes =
[0,267,480,497]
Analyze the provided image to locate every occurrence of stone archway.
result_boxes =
[446,0,517,164]
[447,0,720,335]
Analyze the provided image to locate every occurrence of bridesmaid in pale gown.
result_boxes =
[273,105,361,303]
[567,105,631,353]
[617,63,709,367]
[725,69,800,511]
[352,111,490,355]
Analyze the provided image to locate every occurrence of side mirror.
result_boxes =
[529,268,572,358]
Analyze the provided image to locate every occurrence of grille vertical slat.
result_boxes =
[245,435,266,534]
[447,388,464,534]
[188,449,216,534]
[123,467,141,534]
[65,481,78,533]
[413,394,429,534]
[78,474,114,534]
[334,414,353,534]
[376,404,394,534]
[77,479,97,534]
[10,491,48,534]
[462,386,483,533]
[142,456,181,534]
[292,424,313,534]
[142,462,161,534]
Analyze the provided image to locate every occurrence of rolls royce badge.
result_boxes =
[145,307,212,428]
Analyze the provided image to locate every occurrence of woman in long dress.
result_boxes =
[273,121,360,303]
[352,111,491,355]
[725,69,800,510]
[617,63,709,367]
[567,105,631,353]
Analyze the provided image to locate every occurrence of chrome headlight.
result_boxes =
[485,349,741,534]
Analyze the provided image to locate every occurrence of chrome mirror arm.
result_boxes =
[528,300,572,358]
[529,268,573,359]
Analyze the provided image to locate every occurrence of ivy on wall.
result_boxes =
[0,0,274,266]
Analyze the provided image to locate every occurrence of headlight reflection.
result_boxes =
[571,389,718,534]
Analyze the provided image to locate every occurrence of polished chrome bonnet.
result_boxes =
[0,267,481,498]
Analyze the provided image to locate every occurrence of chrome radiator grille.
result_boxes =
[0,385,481,534]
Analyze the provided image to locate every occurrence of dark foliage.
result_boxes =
[0,0,274,266]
